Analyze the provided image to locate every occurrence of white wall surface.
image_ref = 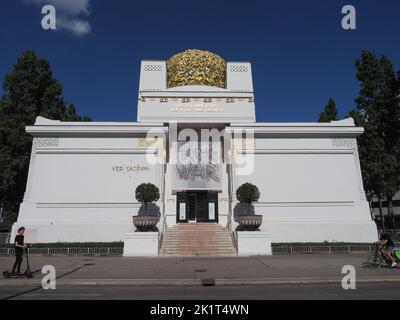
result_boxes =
[237,153,357,204]
[13,122,166,243]
[231,133,377,243]
[31,153,158,204]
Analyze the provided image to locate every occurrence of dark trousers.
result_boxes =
[12,250,23,273]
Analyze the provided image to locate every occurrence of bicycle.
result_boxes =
[365,244,399,269]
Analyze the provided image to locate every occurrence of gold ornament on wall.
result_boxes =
[166,49,226,89]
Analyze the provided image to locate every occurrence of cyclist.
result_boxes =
[377,229,397,268]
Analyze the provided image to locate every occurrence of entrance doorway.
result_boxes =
[176,191,218,223]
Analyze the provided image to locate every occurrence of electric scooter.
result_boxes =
[3,246,33,279]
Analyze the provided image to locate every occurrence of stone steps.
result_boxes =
[160,223,237,256]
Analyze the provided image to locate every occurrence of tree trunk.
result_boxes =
[387,196,395,229]
[379,198,385,230]
[368,199,374,220]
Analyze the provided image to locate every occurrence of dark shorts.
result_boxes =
[387,246,395,252]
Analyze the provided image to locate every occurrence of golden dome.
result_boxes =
[166,49,226,89]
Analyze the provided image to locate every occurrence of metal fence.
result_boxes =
[0,245,374,256]
[0,247,123,256]
[272,244,374,255]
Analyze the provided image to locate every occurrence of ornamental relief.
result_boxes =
[166,49,226,89]
[33,137,59,148]
[138,137,162,148]
[332,138,357,148]
[232,138,255,160]
[233,138,256,149]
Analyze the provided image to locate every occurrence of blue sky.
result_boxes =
[0,0,399,122]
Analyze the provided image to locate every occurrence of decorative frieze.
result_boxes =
[139,137,161,147]
[233,138,256,149]
[144,65,163,72]
[34,137,59,148]
[230,65,248,72]
[332,138,357,148]
[140,97,254,104]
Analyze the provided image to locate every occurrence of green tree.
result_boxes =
[135,183,160,215]
[319,98,339,122]
[0,50,90,225]
[236,183,260,215]
[349,51,400,228]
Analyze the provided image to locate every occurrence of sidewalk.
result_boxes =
[1,254,399,286]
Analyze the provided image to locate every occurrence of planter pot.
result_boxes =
[132,216,160,232]
[237,215,263,231]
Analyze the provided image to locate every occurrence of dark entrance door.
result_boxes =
[176,191,218,223]
[188,193,196,221]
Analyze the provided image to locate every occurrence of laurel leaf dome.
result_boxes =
[166,49,226,89]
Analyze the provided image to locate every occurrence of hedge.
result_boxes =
[0,242,124,249]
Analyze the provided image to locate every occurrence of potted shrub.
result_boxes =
[236,183,263,231]
[132,183,160,232]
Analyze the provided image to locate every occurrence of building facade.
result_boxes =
[12,50,378,244]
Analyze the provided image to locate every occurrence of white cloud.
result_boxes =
[57,16,91,36]
[22,0,91,36]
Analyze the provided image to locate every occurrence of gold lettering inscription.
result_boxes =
[112,164,150,174]
[170,104,224,113]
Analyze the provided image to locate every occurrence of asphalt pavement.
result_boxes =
[1,283,400,300]
[0,253,400,300]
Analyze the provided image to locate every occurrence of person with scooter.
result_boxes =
[12,227,27,275]
[377,229,397,268]
[3,227,33,279]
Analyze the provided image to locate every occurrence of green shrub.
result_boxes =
[0,242,123,249]
[135,183,160,213]
[236,183,260,205]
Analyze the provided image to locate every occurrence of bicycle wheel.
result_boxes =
[367,252,383,268]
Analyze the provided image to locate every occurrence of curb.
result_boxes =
[2,276,400,287]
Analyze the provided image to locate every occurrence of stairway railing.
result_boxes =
[227,214,238,253]
[158,215,168,254]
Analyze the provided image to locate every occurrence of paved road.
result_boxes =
[1,254,400,300]
[1,254,399,283]
[1,282,400,300]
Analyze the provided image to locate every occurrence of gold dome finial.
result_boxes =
[166,49,226,89]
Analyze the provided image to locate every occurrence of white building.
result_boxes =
[12,50,378,253]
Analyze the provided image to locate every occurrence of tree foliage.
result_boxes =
[236,183,260,205]
[348,50,400,228]
[319,98,338,122]
[0,50,90,225]
[135,183,160,206]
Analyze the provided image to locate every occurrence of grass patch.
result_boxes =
[272,242,373,247]
[0,242,124,249]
